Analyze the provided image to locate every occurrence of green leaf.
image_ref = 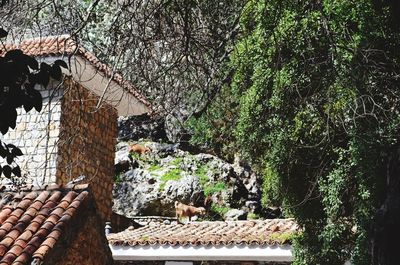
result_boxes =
[0,28,7,38]
[50,64,62,80]
[6,154,13,164]
[23,55,39,70]
[4,49,24,60]
[12,166,21,177]
[2,165,11,178]
[54,59,68,69]
[11,147,23,156]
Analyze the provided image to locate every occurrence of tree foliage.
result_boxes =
[2,0,400,263]
[190,1,400,264]
[0,28,66,182]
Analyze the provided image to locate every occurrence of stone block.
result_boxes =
[48,137,58,146]
[16,122,27,132]
[36,148,46,155]
[25,139,32,147]
[49,129,59,138]
[30,130,41,138]
[52,111,61,121]
[26,147,35,153]
[10,131,18,139]
[30,115,37,123]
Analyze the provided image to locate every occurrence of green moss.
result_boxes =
[269,232,296,244]
[159,183,166,191]
[162,168,182,181]
[196,161,228,196]
[195,164,228,197]
[247,212,260,220]
[204,181,226,196]
[114,174,122,184]
[148,164,162,172]
[129,152,141,161]
[196,164,209,185]
[209,204,230,219]
[171,157,184,166]
[140,235,150,241]
[159,168,182,191]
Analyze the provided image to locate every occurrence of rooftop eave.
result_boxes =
[68,55,150,116]
[109,244,294,262]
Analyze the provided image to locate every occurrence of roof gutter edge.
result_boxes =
[109,243,294,262]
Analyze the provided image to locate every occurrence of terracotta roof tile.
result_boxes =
[0,245,7,257]
[108,219,298,247]
[7,245,23,259]
[12,252,30,265]
[0,184,89,264]
[1,35,150,109]
[47,229,61,239]
[58,214,71,224]
[0,209,12,225]
[15,231,33,246]
[18,215,32,226]
[0,253,16,264]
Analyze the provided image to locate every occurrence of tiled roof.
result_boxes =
[107,219,298,247]
[0,35,150,108]
[0,183,89,265]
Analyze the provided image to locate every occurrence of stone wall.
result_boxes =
[56,77,118,222]
[0,86,63,185]
[1,77,118,222]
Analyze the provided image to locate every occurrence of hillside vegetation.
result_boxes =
[189,1,400,264]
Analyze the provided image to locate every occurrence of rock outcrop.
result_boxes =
[113,141,262,220]
[224,209,247,221]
